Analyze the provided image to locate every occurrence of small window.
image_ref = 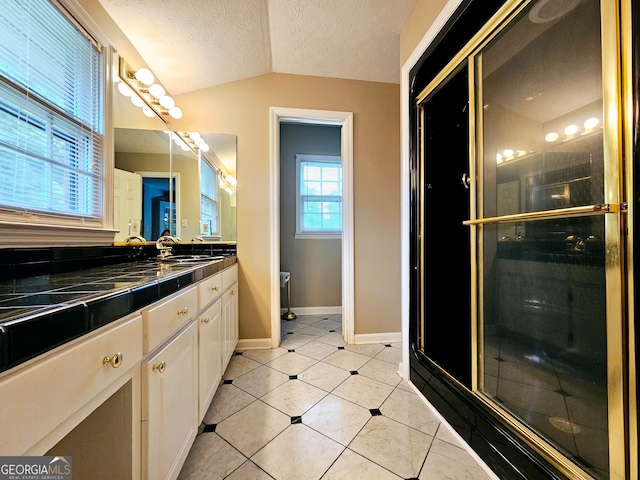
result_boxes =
[295,154,342,239]
[200,159,220,236]
[0,0,105,230]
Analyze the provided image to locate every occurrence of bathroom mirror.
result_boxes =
[113,75,237,243]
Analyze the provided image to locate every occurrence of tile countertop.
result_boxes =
[0,254,237,374]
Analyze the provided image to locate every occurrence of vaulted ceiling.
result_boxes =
[98,0,418,95]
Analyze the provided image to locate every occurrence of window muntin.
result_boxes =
[0,0,103,221]
[200,159,220,236]
[296,154,342,238]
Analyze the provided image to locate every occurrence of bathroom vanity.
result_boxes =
[0,245,238,480]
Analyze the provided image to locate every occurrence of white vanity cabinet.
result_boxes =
[142,320,199,480]
[221,264,239,370]
[197,300,222,423]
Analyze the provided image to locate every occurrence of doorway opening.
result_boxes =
[138,172,179,240]
[269,107,354,347]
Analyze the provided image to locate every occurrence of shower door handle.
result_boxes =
[461,173,471,189]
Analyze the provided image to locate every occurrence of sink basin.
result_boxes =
[159,254,217,263]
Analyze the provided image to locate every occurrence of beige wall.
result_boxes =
[174,74,401,339]
[400,0,450,66]
[80,0,405,341]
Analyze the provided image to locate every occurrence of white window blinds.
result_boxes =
[0,0,104,220]
[200,159,220,236]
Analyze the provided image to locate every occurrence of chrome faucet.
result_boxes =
[124,235,146,243]
[156,236,179,259]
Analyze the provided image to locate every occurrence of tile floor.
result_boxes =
[178,314,498,480]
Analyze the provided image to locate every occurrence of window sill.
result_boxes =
[294,231,342,240]
[0,221,118,248]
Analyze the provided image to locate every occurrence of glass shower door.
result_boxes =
[473,1,624,478]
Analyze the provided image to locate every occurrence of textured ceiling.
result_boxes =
[97,0,418,95]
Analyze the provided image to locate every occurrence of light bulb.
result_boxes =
[134,68,154,86]
[148,83,165,99]
[564,124,578,135]
[584,117,599,129]
[225,175,237,187]
[131,95,144,108]
[188,132,201,140]
[200,143,210,152]
[545,132,559,142]
[159,95,175,109]
[142,105,155,117]
[168,106,183,119]
[117,81,133,97]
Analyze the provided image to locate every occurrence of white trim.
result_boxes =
[400,0,464,380]
[270,107,355,348]
[236,337,273,351]
[354,332,402,345]
[279,306,342,316]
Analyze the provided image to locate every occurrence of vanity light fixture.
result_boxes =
[118,57,184,123]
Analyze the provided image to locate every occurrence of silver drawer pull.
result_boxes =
[102,352,123,369]
[152,361,166,373]
[177,307,189,316]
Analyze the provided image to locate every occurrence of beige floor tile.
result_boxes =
[279,334,316,350]
[225,461,273,480]
[202,383,256,425]
[241,347,289,364]
[296,340,340,360]
[177,433,245,480]
[261,379,328,416]
[251,424,344,480]
[316,331,346,347]
[222,354,262,380]
[358,358,401,386]
[349,415,434,479]
[266,351,319,375]
[344,343,386,357]
[374,346,401,365]
[323,349,371,371]
[322,449,402,480]
[232,365,290,398]
[215,400,290,457]
[420,438,496,480]
[332,374,395,409]
[297,361,351,392]
[381,388,440,436]
[303,394,372,445]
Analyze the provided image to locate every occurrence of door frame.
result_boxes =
[269,107,354,347]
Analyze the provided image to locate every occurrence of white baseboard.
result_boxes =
[279,306,342,316]
[236,338,272,350]
[354,332,401,345]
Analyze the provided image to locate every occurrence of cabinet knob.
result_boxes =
[231,290,236,296]
[211,286,219,292]
[201,317,210,324]
[102,352,123,369]
[152,361,166,373]
[177,307,189,316]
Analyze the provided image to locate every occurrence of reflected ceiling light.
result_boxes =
[117,81,133,97]
[134,68,154,86]
[168,106,183,119]
[130,94,144,108]
[545,132,559,142]
[496,153,503,164]
[503,149,514,157]
[584,117,599,129]
[225,175,237,188]
[200,143,210,153]
[148,83,165,99]
[159,95,175,109]
[189,132,201,140]
[564,124,578,135]
[142,105,155,117]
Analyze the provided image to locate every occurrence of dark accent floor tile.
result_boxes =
[369,409,382,416]
[289,375,297,380]
[291,416,302,424]
[555,389,571,397]
[202,424,216,432]
[223,379,233,385]
[288,349,295,352]
[338,346,345,350]
[350,371,359,375]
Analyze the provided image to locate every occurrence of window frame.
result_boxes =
[295,154,342,240]
[0,0,113,248]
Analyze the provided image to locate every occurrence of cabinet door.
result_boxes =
[198,299,221,423]
[221,284,238,373]
[143,321,198,480]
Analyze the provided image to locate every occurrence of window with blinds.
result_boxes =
[200,159,220,236]
[295,154,342,239]
[0,0,104,221]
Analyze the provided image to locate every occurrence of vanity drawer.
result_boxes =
[143,286,197,353]
[0,313,142,455]
[197,272,222,309]
[222,264,238,291]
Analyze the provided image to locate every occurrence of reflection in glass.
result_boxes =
[478,0,608,477]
